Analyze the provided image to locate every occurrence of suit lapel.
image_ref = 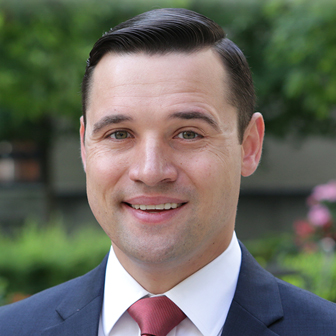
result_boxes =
[221,243,283,336]
[41,253,108,336]
[221,301,280,336]
[41,295,103,336]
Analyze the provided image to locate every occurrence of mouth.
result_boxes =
[125,202,185,212]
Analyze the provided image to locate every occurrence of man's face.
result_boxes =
[80,49,260,272]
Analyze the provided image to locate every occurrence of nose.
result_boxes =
[129,137,178,186]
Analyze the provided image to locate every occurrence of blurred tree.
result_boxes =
[261,0,336,137]
[1,0,335,141]
[0,0,193,138]
[193,0,336,137]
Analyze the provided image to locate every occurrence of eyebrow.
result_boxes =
[92,114,133,134]
[169,111,220,131]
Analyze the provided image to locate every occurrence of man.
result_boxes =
[1,7,336,336]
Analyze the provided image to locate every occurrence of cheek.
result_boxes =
[179,153,223,203]
[183,143,240,181]
[85,147,127,189]
[182,146,241,203]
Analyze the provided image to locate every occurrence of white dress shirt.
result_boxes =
[98,232,241,336]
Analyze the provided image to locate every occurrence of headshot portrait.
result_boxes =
[1,6,336,336]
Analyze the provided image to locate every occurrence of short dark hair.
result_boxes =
[82,8,255,143]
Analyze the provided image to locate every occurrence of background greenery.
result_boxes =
[2,222,336,305]
[246,234,336,302]
[1,0,336,142]
[0,220,111,305]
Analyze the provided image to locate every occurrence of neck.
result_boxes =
[112,234,232,294]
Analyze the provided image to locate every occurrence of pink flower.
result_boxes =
[308,204,332,227]
[294,220,315,237]
[311,180,336,202]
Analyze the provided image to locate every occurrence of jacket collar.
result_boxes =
[41,253,108,336]
[40,243,284,336]
[221,243,283,336]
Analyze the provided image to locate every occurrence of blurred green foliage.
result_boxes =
[2,225,336,305]
[262,0,336,136]
[280,252,336,302]
[244,233,295,267]
[0,0,191,140]
[246,234,336,302]
[0,0,336,142]
[0,219,110,305]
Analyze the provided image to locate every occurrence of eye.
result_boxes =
[176,131,201,140]
[110,130,131,139]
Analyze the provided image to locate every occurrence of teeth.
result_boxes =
[131,203,181,210]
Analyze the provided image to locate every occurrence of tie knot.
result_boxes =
[128,296,186,336]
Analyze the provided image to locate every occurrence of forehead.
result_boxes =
[86,49,231,123]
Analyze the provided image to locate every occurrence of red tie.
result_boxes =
[128,296,186,336]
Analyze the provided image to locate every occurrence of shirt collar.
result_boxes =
[102,232,241,336]
[101,248,148,335]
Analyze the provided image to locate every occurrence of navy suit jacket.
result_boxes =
[1,243,336,335]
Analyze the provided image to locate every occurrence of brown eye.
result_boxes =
[111,131,129,139]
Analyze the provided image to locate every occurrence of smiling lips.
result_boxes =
[124,199,186,223]
[130,203,183,210]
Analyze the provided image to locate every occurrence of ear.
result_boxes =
[241,112,264,177]
[79,116,86,172]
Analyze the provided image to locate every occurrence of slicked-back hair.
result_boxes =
[81,8,255,143]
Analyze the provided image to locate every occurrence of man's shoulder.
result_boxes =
[236,243,336,335]
[1,270,85,312]
[0,275,79,334]
[0,254,107,335]
[276,276,336,324]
